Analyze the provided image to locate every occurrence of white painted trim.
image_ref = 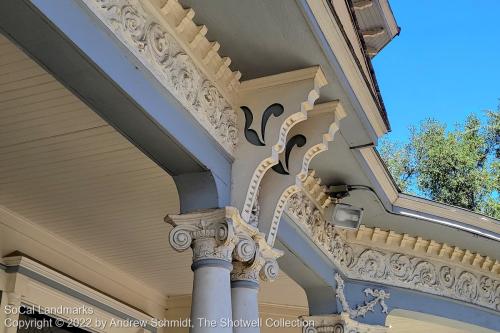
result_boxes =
[357,147,500,237]
[374,0,399,37]
[239,66,326,92]
[303,0,388,138]
[2,256,153,323]
[0,205,167,311]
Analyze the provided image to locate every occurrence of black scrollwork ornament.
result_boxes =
[240,104,306,176]
[271,134,306,175]
[240,103,284,146]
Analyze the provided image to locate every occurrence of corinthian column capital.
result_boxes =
[231,235,282,286]
[165,208,238,263]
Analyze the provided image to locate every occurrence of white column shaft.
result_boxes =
[231,285,260,333]
[191,264,232,333]
[2,293,21,333]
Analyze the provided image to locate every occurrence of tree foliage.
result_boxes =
[379,106,499,219]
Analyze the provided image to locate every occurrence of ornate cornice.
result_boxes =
[81,0,239,153]
[285,188,500,312]
[347,226,499,275]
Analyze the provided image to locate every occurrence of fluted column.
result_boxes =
[301,313,388,333]
[231,236,281,333]
[166,209,238,333]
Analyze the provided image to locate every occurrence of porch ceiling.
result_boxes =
[0,33,190,294]
[0,33,306,307]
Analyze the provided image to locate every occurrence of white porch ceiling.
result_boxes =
[0,33,189,294]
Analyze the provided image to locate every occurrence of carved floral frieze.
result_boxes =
[82,0,238,153]
[286,191,500,312]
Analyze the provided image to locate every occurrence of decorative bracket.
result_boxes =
[231,67,327,225]
[263,101,346,246]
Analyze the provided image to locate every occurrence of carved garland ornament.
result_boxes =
[335,273,390,318]
[300,274,391,333]
[286,191,500,312]
[301,312,388,333]
[82,0,238,153]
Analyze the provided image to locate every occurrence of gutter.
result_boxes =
[349,184,500,242]
[324,0,391,131]
[341,0,395,131]
[351,147,500,242]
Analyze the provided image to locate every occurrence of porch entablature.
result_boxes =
[81,0,241,154]
[284,183,500,313]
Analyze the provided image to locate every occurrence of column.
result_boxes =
[2,293,21,333]
[231,238,280,333]
[166,209,238,333]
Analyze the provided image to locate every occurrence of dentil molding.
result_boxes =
[285,187,500,312]
[81,0,239,153]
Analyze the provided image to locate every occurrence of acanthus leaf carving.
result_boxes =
[165,209,238,263]
[285,189,500,311]
[83,0,238,153]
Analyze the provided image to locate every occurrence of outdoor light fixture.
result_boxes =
[325,184,364,229]
[325,203,364,230]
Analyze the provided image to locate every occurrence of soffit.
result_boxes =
[353,0,399,57]
[178,0,377,147]
[0,33,188,294]
[309,133,500,259]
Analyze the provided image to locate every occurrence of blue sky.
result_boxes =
[373,0,500,143]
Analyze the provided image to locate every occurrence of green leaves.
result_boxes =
[379,105,500,219]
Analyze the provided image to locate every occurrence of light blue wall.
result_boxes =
[342,277,500,331]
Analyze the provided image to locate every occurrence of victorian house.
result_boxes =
[0,0,498,332]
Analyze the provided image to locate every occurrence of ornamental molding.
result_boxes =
[285,187,500,312]
[81,0,239,153]
[301,312,388,333]
[297,264,388,331]
[165,208,238,262]
[233,67,328,226]
[335,273,389,319]
[231,243,280,284]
